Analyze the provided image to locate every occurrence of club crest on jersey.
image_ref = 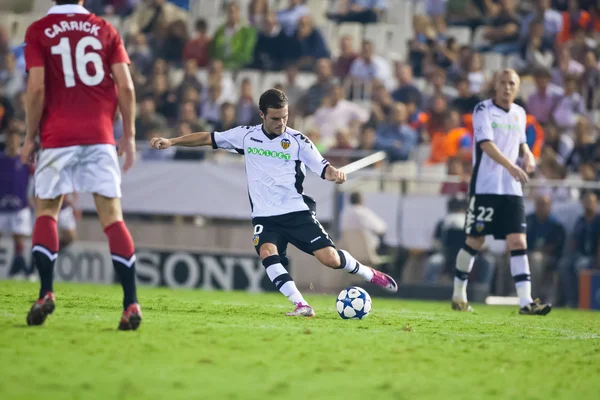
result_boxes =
[253,235,259,246]
[476,221,485,232]
[281,138,291,150]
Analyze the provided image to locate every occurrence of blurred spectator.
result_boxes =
[425,95,449,140]
[127,33,154,75]
[0,92,14,136]
[211,2,257,70]
[428,110,471,164]
[482,0,521,54]
[160,19,188,64]
[299,58,334,116]
[203,60,237,103]
[391,63,422,106]
[152,58,169,76]
[305,128,326,153]
[200,83,225,126]
[248,0,270,28]
[374,102,418,162]
[151,74,178,119]
[340,192,387,260]
[135,95,168,141]
[235,79,261,126]
[451,75,481,115]
[527,68,564,124]
[277,0,309,36]
[581,50,600,112]
[566,117,595,172]
[214,102,238,132]
[179,101,211,132]
[183,19,212,68]
[440,157,469,195]
[466,52,487,94]
[526,195,566,303]
[559,191,600,308]
[334,35,358,79]
[543,123,573,161]
[327,0,387,24]
[286,16,330,72]
[448,45,473,82]
[405,98,429,141]
[408,15,436,78]
[0,25,9,61]
[367,83,394,128]
[176,59,203,101]
[578,163,600,197]
[422,68,458,109]
[446,0,484,27]
[348,40,392,89]
[551,45,584,87]
[553,74,585,132]
[281,64,304,115]
[557,0,593,45]
[313,84,369,148]
[429,36,458,71]
[535,154,577,200]
[0,53,24,99]
[251,12,288,71]
[358,126,377,152]
[521,0,563,43]
[127,0,188,37]
[328,129,354,167]
[567,26,593,63]
[517,18,555,71]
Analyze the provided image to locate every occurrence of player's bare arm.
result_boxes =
[520,143,536,173]
[21,67,45,164]
[324,165,347,184]
[480,141,529,183]
[150,132,212,149]
[112,62,136,172]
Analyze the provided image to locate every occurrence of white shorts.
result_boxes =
[35,144,122,199]
[58,206,77,231]
[0,208,33,236]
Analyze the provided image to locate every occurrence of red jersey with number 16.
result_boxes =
[24,4,130,148]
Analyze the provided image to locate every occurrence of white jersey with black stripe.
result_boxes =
[211,124,330,218]
[470,99,527,197]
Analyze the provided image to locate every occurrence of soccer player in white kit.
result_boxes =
[453,69,551,315]
[151,89,398,317]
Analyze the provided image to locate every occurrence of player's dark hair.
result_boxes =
[259,89,288,114]
[349,192,362,205]
[56,0,81,5]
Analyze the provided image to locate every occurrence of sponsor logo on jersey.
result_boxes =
[491,122,520,130]
[281,138,291,149]
[247,147,291,160]
[253,235,259,246]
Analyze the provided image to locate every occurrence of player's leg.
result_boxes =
[8,234,28,277]
[57,207,78,251]
[93,194,141,330]
[27,196,62,326]
[452,235,485,311]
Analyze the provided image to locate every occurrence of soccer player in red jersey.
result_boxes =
[21,0,141,330]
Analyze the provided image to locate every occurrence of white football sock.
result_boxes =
[264,256,307,305]
[338,249,374,281]
[510,250,534,308]
[453,245,477,302]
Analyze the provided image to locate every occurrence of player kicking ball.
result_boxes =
[151,89,398,316]
[21,0,141,329]
[453,69,551,316]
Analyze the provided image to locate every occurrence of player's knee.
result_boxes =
[259,243,278,260]
[316,247,340,269]
[506,234,526,251]
[465,236,485,251]
[93,194,123,228]
[35,197,62,219]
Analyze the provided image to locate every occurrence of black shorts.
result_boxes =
[252,211,336,258]
[464,194,525,240]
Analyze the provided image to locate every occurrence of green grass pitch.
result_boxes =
[1,281,599,400]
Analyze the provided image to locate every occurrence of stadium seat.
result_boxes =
[364,24,392,55]
[483,52,504,73]
[306,0,329,28]
[415,163,447,194]
[9,13,41,46]
[32,0,49,13]
[384,160,418,193]
[261,72,286,93]
[519,78,536,100]
[103,15,123,35]
[234,69,263,99]
[446,26,471,46]
[296,72,317,89]
[472,26,490,48]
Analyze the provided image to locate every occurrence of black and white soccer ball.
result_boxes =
[336,286,372,319]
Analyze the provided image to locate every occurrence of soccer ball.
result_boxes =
[336,286,372,319]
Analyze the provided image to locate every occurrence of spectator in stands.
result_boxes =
[521,0,563,43]
[425,95,449,140]
[566,117,595,172]
[526,195,566,303]
[127,33,154,75]
[235,79,261,126]
[328,129,354,167]
[535,153,578,200]
[578,163,600,197]
[567,26,593,64]
[405,98,429,141]
[340,192,387,259]
[151,74,178,119]
[391,63,422,106]
[200,83,225,126]
[299,58,334,116]
[581,50,600,112]
[482,0,522,55]
[248,0,270,28]
[334,35,359,79]
[557,0,593,45]
[551,45,584,87]
[422,68,458,109]
[374,102,418,162]
[527,68,564,125]
[348,39,392,90]
[428,110,471,164]
[451,75,481,115]
[367,83,394,128]
[358,126,377,153]
[429,36,458,71]
[543,123,573,162]
[441,157,469,195]
[135,95,168,141]
[286,16,330,72]
[213,102,237,132]
[281,64,303,117]
[466,52,487,94]
[127,0,188,37]
[179,101,211,132]
[160,19,188,64]
[0,53,24,99]
[446,0,484,28]
[559,191,600,307]
[0,25,9,61]
[327,0,387,24]
[251,12,288,71]
[0,90,14,138]
[408,15,436,78]
[554,74,585,133]
[204,60,237,103]
[211,2,257,70]
[518,18,555,71]
[152,57,169,77]
[277,0,309,36]
[313,84,370,149]
[183,19,212,68]
[176,59,203,101]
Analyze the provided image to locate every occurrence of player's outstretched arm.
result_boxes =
[150,132,212,149]
[324,165,347,184]
[21,67,45,164]
[480,141,529,183]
